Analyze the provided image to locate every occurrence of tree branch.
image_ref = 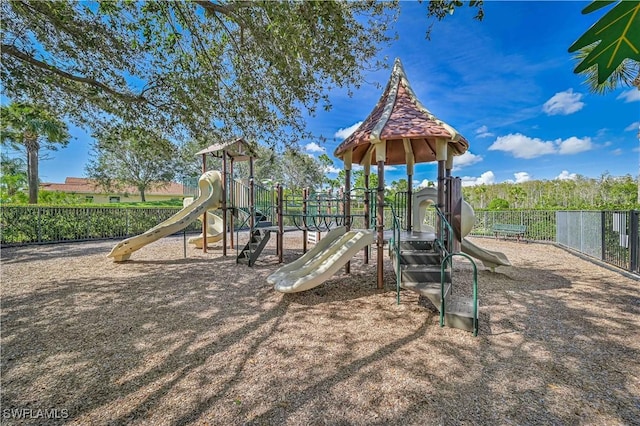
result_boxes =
[1,43,147,104]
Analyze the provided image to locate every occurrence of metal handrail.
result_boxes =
[440,252,479,337]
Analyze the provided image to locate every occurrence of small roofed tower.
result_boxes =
[334,58,469,289]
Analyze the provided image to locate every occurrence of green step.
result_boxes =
[444,296,479,333]
[400,264,450,283]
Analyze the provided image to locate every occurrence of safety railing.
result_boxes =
[390,205,402,304]
[440,252,479,337]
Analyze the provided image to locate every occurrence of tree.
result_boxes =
[488,198,509,210]
[0,154,27,202]
[0,102,70,203]
[86,126,178,202]
[2,1,397,146]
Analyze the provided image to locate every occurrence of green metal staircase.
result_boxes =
[237,228,271,266]
[390,207,479,336]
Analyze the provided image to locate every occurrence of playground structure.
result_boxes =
[108,58,512,335]
[107,170,223,262]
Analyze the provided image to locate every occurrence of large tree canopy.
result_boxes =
[86,125,178,202]
[1,0,397,145]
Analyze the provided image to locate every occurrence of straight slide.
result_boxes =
[108,171,222,262]
[461,238,511,272]
[268,228,374,293]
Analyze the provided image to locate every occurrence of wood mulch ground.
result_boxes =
[1,232,639,425]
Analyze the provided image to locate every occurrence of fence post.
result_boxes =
[630,210,639,273]
[601,211,606,262]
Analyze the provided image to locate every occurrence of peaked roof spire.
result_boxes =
[334,58,469,165]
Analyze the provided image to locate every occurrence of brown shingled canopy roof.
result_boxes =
[334,58,469,165]
[196,137,257,161]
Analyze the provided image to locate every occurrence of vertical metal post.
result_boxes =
[220,151,226,256]
[601,211,606,263]
[364,173,370,264]
[407,174,413,232]
[230,157,234,250]
[277,184,284,263]
[377,160,385,290]
[249,156,255,232]
[344,167,351,274]
[629,210,638,272]
[302,187,308,254]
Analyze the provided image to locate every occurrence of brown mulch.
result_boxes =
[1,232,639,425]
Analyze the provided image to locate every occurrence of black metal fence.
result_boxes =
[1,206,201,246]
[556,210,639,274]
[2,204,639,276]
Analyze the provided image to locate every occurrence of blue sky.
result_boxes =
[35,1,640,186]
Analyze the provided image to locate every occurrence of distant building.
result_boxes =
[40,177,188,203]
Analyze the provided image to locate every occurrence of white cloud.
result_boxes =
[334,121,363,140]
[616,89,640,103]
[489,133,556,159]
[461,171,495,187]
[514,172,531,183]
[556,136,593,155]
[385,165,398,171]
[542,89,585,115]
[475,125,494,138]
[453,151,482,170]
[611,148,623,156]
[305,142,326,153]
[417,179,435,188]
[556,170,577,180]
[624,121,640,132]
[323,165,342,174]
[489,133,593,158]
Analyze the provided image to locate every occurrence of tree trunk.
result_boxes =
[140,188,146,202]
[25,134,39,204]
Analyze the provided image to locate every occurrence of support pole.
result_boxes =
[375,139,386,290]
[344,149,352,274]
[403,138,415,233]
[445,150,454,240]
[221,150,227,256]
[230,157,235,250]
[364,164,370,264]
[202,153,208,254]
[302,187,308,254]
[436,139,448,245]
[277,184,284,263]
[376,159,385,289]
[249,155,255,232]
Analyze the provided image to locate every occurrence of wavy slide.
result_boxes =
[182,197,224,249]
[108,170,223,262]
[268,227,374,293]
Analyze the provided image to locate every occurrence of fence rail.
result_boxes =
[2,205,638,276]
[1,206,201,246]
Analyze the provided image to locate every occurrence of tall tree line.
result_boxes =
[462,174,639,210]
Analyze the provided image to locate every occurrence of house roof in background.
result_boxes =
[40,177,186,196]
